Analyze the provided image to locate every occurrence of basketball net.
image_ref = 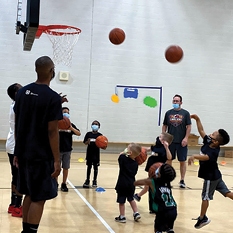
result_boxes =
[36,25,81,66]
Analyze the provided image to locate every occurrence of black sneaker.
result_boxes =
[133,193,141,202]
[179,180,186,188]
[194,215,211,229]
[61,183,68,192]
[92,180,97,187]
[115,215,126,223]
[133,212,141,221]
[83,179,90,188]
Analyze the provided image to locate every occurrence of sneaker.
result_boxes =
[166,229,175,233]
[8,205,15,213]
[133,193,141,202]
[11,206,23,217]
[61,183,68,192]
[115,215,126,223]
[92,180,97,188]
[179,180,186,188]
[194,215,211,229]
[83,179,90,188]
[133,212,141,221]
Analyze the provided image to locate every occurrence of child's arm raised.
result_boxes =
[69,125,81,136]
[190,114,206,139]
[163,141,172,165]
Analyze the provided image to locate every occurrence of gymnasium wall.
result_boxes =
[1,0,233,145]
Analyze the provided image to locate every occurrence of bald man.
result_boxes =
[14,56,63,233]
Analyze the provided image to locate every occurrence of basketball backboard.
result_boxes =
[15,0,81,66]
[16,0,40,51]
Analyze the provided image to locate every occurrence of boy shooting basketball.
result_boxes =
[189,114,233,229]
[134,163,177,233]
[115,143,141,223]
[134,132,173,214]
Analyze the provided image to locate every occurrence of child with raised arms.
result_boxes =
[134,132,173,214]
[189,114,233,229]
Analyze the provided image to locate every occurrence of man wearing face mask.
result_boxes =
[14,56,63,233]
[162,94,191,188]
[83,120,103,188]
[59,107,81,192]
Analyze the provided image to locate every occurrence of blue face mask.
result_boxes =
[172,103,179,109]
[63,113,70,118]
[91,125,99,131]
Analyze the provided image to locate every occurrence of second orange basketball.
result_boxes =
[58,116,71,130]
[95,135,108,149]
[109,28,125,45]
[165,45,183,63]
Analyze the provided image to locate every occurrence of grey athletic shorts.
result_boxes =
[60,151,71,169]
[202,178,230,200]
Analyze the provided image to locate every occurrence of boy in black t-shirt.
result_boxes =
[59,107,81,192]
[189,114,233,229]
[134,163,177,233]
[83,120,103,188]
[115,143,141,223]
[134,132,173,213]
[146,133,173,168]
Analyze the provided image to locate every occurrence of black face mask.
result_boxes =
[206,135,213,144]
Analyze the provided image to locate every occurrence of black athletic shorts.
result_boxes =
[154,208,177,232]
[17,159,57,202]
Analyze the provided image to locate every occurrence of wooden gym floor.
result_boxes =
[0,151,233,233]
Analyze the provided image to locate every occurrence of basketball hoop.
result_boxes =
[36,25,81,66]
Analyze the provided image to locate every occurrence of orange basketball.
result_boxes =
[165,45,183,63]
[135,148,147,165]
[148,162,163,178]
[109,28,125,45]
[95,135,108,149]
[58,116,71,130]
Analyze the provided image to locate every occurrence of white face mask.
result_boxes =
[155,168,160,178]
[124,148,128,154]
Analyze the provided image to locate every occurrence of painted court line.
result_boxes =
[67,180,115,233]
